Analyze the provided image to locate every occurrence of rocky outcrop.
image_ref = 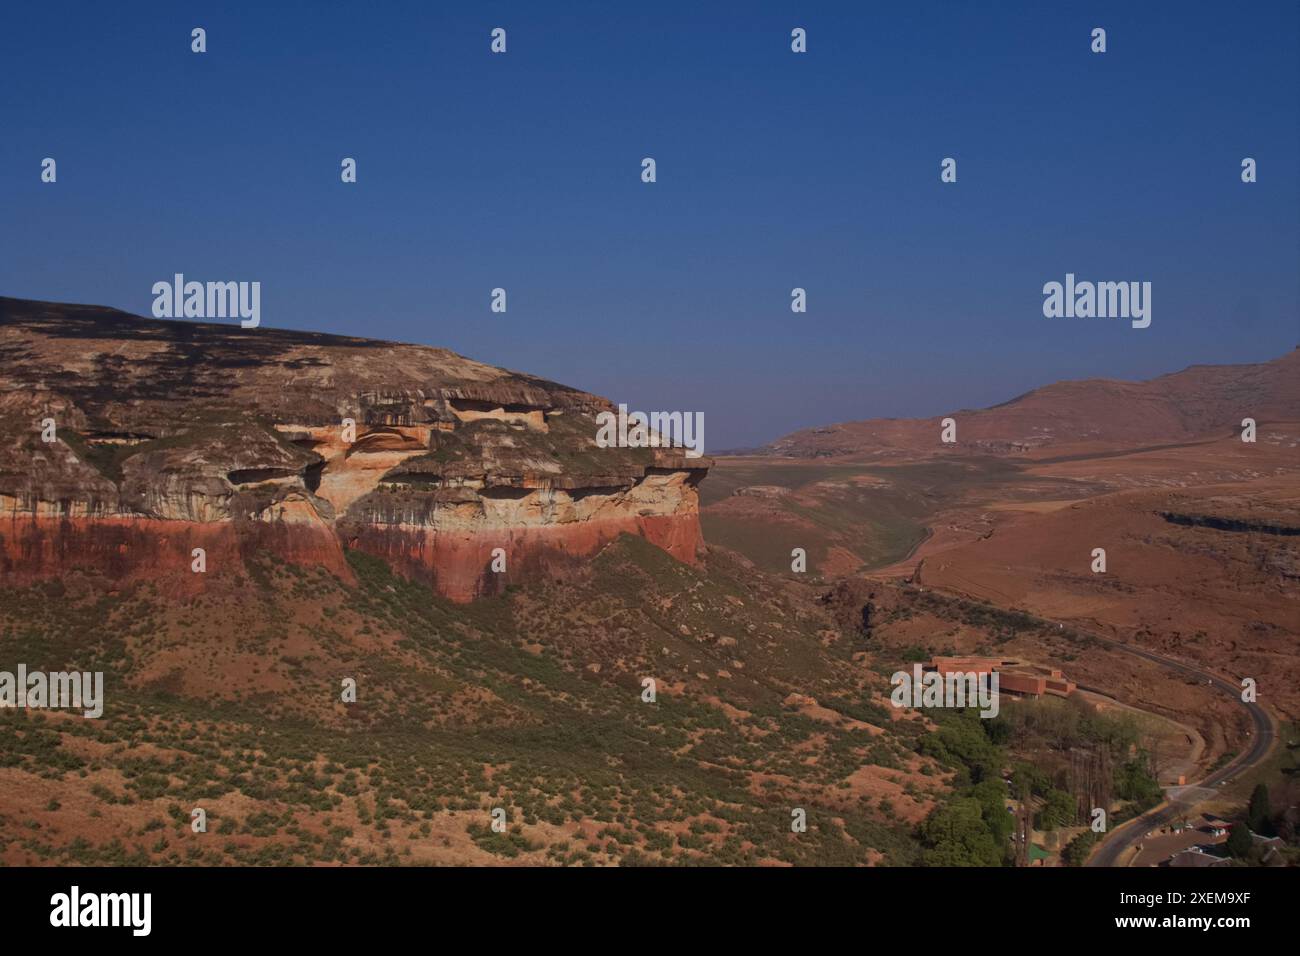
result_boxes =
[0,296,709,600]
[1158,510,1300,536]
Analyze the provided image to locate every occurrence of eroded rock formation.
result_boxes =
[0,296,709,600]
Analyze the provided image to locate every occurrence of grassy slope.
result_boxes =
[701,457,1070,576]
[0,537,943,866]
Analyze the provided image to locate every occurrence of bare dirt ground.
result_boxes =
[712,424,1299,792]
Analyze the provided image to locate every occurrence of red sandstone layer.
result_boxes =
[346,512,702,602]
[0,296,712,602]
[0,511,702,603]
[0,516,353,592]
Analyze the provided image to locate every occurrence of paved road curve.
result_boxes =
[1082,630,1275,866]
[915,581,1277,866]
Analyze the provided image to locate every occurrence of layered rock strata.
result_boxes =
[0,296,709,600]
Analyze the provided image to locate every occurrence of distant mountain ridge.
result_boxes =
[763,349,1300,458]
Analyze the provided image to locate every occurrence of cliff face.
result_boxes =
[0,296,709,600]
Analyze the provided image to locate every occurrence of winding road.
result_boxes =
[1082,630,1276,866]
[920,580,1277,867]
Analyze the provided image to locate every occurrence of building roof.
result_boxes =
[1169,848,1230,868]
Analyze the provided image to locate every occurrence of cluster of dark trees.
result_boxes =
[915,701,1164,866]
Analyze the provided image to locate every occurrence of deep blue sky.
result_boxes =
[2,1,1296,449]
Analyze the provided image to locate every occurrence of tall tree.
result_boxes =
[1247,784,1272,835]
[1226,824,1252,860]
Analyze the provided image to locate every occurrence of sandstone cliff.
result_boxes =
[0,296,709,600]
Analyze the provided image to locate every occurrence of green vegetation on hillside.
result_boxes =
[0,535,929,866]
